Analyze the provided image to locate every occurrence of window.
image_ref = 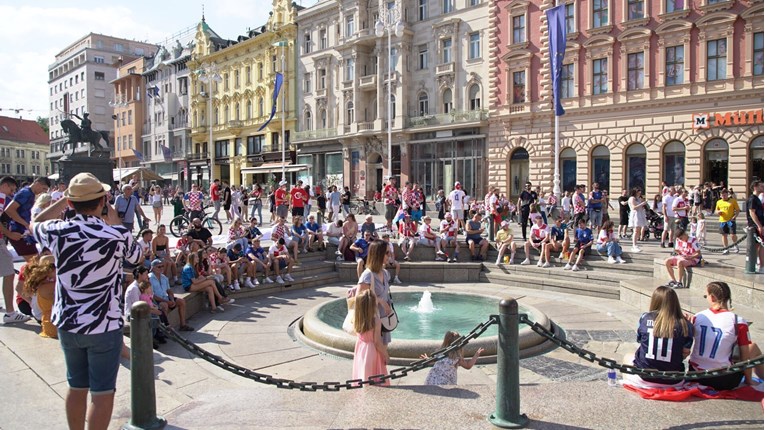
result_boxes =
[418,93,429,115]
[258,97,264,117]
[592,58,608,94]
[666,0,683,13]
[319,69,326,89]
[235,103,240,120]
[754,32,763,77]
[94,71,105,81]
[627,0,644,20]
[304,73,312,93]
[561,63,574,98]
[442,0,453,14]
[94,55,105,64]
[235,70,240,88]
[114,43,124,52]
[418,0,428,20]
[469,0,479,5]
[565,4,576,33]
[224,73,229,91]
[128,110,133,125]
[346,15,355,37]
[346,101,354,124]
[245,66,251,84]
[320,109,327,128]
[345,58,355,82]
[215,140,229,158]
[512,15,526,44]
[469,33,481,59]
[468,85,481,110]
[627,52,644,90]
[707,38,726,81]
[512,71,525,103]
[303,33,312,54]
[258,63,264,80]
[418,45,428,69]
[320,29,327,50]
[591,145,610,188]
[304,111,312,130]
[663,140,685,186]
[271,56,277,73]
[214,108,219,125]
[593,0,608,28]
[247,101,252,119]
[441,39,452,63]
[442,89,452,113]
[665,46,684,86]
[247,135,264,154]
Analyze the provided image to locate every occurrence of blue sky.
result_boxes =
[0,0,293,121]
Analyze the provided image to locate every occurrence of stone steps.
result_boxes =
[480,270,621,299]
[485,262,648,286]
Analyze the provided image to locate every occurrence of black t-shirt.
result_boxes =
[223,187,232,205]
[341,190,351,205]
[520,191,537,209]
[618,196,630,216]
[317,195,327,210]
[189,227,213,244]
[747,195,764,228]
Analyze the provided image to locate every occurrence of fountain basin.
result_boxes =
[298,291,554,365]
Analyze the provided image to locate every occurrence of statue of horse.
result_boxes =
[60,119,110,157]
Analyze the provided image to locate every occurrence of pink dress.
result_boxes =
[352,329,389,386]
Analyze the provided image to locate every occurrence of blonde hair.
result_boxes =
[648,286,690,338]
[353,290,377,334]
[441,331,464,360]
[34,193,52,209]
[22,255,55,296]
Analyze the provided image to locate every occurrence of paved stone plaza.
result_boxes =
[1,204,763,429]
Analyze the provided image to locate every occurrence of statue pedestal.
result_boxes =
[59,155,114,186]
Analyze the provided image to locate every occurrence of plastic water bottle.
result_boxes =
[607,369,617,387]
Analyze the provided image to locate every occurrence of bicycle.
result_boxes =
[349,198,376,215]
[169,205,223,237]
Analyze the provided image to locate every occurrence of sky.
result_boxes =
[0,0,298,122]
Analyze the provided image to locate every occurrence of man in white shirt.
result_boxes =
[447,181,467,232]
[440,212,461,262]
[418,216,446,260]
[661,187,677,248]
[50,182,66,202]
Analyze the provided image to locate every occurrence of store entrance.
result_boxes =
[704,139,729,186]
[508,148,529,199]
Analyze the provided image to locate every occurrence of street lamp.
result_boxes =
[375,2,404,180]
[108,94,128,183]
[197,63,222,188]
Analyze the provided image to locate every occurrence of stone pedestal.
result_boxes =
[59,155,114,185]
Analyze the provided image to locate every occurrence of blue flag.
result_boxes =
[161,145,173,162]
[546,5,567,116]
[132,149,144,162]
[146,85,159,98]
[258,72,283,131]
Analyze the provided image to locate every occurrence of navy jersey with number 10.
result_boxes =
[634,311,694,383]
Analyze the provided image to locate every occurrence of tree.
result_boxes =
[36,116,49,134]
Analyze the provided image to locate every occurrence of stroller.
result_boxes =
[643,208,664,240]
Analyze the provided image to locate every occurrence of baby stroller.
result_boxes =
[643,208,664,240]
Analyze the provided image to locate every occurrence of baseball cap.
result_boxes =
[150,259,163,268]
[501,220,509,228]
[279,180,288,186]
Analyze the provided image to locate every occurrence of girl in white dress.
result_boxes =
[628,187,647,253]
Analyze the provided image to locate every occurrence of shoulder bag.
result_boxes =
[372,273,399,332]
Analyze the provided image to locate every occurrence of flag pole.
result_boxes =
[281,43,286,183]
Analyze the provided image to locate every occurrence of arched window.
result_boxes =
[224,105,229,123]
[468,84,481,110]
[346,101,354,124]
[214,108,219,125]
[235,103,240,121]
[442,89,452,113]
[591,145,610,190]
[390,95,396,120]
[508,147,529,196]
[418,93,429,116]
[246,100,252,119]
[663,140,685,186]
[626,143,646,190]
[561,147,577,192]
[258,97,264,117]
[304,111,312,131]
[320,108,327,128]
[751,135,764,182]
[704,138,729,185]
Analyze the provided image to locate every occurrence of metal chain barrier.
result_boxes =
[158,315,497,391]
[700,227,749,253]
[519,314,763,381]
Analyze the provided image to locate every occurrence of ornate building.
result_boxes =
[112,57,147,173]
[489,0,763,198]
[0,116,49,182]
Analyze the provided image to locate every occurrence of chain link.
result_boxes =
[518,314,763,381]
[700,227,750,253]
[158,315,497,391]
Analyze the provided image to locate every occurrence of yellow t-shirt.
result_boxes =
[495,229,513,243]
[715,198,739,222]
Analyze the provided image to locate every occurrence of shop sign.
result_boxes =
[692,109,763,130]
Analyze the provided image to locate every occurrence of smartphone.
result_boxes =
[102,196,109,216]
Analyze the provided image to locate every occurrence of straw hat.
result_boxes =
[64,173,110,202]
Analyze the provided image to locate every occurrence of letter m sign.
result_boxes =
[692,113,710,130]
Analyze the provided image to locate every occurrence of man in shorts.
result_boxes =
[564,217,593,272]
[383,178,399,231]
[275,181,290,219]
[381,233,402,284]
[270,216,299,261]
[6,176,51,260]
[521,216,549,266]
[246,238,275,284]
[440,212,461,262]
[661,186,677,248]
[448,181,467,233]
[290,180,306,218]
[350,231,374,277]
[0,176,28,324]
[210,179,221,220]
[398,214,417,261]
[663,229,701,289]
[543,217,570,266]
[268,237,295,284]
[494,220,517,266]
[716,188,740,254]
[418,216,446,260]
[587,182,605,234]
[465,213,489,261]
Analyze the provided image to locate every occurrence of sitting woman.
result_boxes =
[689,281,764,390]
[339,214,359,259]
[291,216,309,254]
[152,224,178,284]
[21,255,57,339]
[623,286,693,386]
[595,220,625,264]
[181,252,230,313]
[227,218,249,251]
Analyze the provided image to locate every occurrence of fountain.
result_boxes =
[297,290,555,365]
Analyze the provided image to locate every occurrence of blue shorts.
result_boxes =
[411,209,423,222]
[58,329,123,394]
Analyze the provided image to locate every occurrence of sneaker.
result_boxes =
[245,279,256,289]
[3,312,30,324]
[722,249,729,255]
[571,265,580,272]
[404,256,410,261]
[495,258,502,265]
[284,274,295,282]
[264,277,274,284]
[630,246,642,253]
[435,256,445,261]
[393,276,402,284]
[669,280,683,289]
[275,276,285,284]
[558,252,564,259]
[233,282,241,291]
[521,258,531,265]
[229,284,236,291]
[509,254,515,264]
[564,263,572,270]
[734,246,740,254]
[437,250,446,256]
[336,255,343,261]
[335,250,342,256]
[253,278,260,285]
[542,262,551,268]
[536,260,543,267]
[607,256,616,264]
[616,256,625,264]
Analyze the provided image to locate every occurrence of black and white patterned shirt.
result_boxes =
[32,214,143,334]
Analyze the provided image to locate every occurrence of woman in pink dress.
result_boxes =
[352,289,389,385]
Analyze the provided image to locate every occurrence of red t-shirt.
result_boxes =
[210,183,220,201]
[290,188,305,208]
[275,188,287,205]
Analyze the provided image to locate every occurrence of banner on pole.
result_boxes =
[546,5,567,116]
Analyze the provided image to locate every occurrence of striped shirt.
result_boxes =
[32,214,143,334]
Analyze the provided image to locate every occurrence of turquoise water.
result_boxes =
[316,291,533,341]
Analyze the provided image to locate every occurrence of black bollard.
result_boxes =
[489,216,496,242]
[489,298,528,428]
[123,302,167,430]
[745,227,757,274]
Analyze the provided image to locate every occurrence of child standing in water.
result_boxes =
[351,289,389,385]
[421,331,484,385]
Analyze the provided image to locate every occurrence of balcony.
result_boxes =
[358,75,376,90]
[293,127,338,141]
[187,152,209,161]
[357,122,374,132]
[315,88,327,97]
[407,109,488,129]
[342,80,353,90]
[436,63,455,75]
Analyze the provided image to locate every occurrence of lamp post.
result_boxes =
[108,94,128,183]
[375,2,404,181]
[197,63,222,188]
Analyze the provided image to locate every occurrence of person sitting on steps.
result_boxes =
[564,217,593,272]
[494,221,517,266]
[465,212,489,261]
[522,216,549,266]
[663,228,701,289]
[542,217,569,267]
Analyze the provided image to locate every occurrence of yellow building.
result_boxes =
[0,116,49,181]
[188,0,300,188]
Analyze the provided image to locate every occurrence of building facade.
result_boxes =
[296,0,490,199]
[0,116,49,182]
[489,0,763,199]
[188,0,301,189]
[112,57,148,175]
[47,33,157,174]
[141,33,195,188]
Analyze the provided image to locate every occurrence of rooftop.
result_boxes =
[0,116,49,146]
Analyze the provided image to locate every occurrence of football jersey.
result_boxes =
[691,309,751,370]
[383,185,398,205]
[419,223,434,238]
[275,188,288,205]
[575,228,593,244]
[675,237,700,257]
[550,224,566,241]
[290,188,305,208]
[634,311,694,383]
[673,197,688,218]
[440,219,457,237]
[268,244,288,258]
[530,224,549,241]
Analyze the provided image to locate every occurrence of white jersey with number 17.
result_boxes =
[690,308,750,371]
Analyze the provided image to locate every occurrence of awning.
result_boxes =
[240,163,310,175]
[114,167,164,182]
[48,173,60,181]
[160,173,178,180]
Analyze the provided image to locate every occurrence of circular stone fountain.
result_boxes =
[297,290,555,365]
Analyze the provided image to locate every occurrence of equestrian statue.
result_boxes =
[60,113,111,158]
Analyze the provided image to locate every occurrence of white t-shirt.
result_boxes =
[662,194,676,217]
[419,223,436,239]
[137,238,151,255]
[51,191,65,202]
[673,197,688,218]
[448,189,466,210]
[529,224,549,241]
[440,219,458,238]
[562,196,572,212]
[597,229,617,244]
[124,280,141,320]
